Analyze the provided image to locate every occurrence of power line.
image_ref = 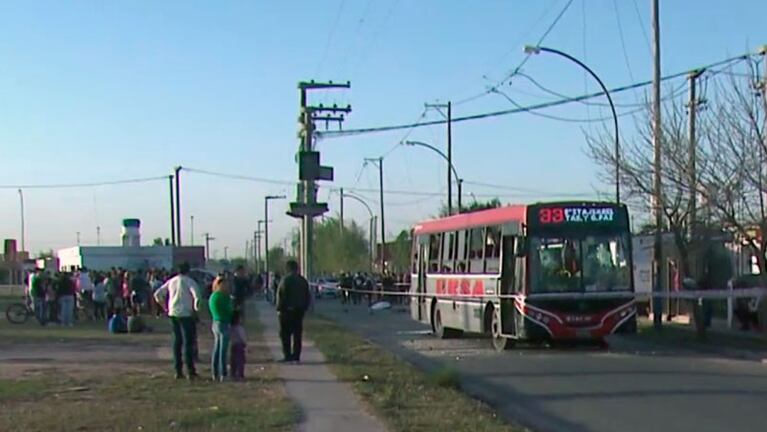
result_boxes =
[314,0,347,78]
[453,0,576,106]
[317,52,757,139]
[489,86,646,123]
[0,175,167,190]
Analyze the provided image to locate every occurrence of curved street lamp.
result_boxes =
[524,45,621,204]
[403,140,463,214]
[340,191,377,270]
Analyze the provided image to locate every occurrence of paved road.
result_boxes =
[313,301,767,432]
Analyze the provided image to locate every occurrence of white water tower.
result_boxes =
[121,218,141,247]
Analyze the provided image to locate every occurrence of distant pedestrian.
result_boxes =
[154,263,201,380]
[229,311,247,381]
[232,266,250,320]
[56,272,76,326]
[276,260,311,362]
[28,269,46,325]
[92,275,107,320]
[208,276,233,382]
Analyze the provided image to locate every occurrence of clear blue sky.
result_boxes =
[1,0,765,256]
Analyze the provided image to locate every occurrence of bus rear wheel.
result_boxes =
[491,307,513,351]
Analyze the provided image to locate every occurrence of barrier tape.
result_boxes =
[310,283,767,301]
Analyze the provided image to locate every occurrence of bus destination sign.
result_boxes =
[538,206,615,225]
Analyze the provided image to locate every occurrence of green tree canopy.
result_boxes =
[313,216,371,275]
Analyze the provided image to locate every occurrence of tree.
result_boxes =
[389,230,412,274]
[152,237,164,246]
[267,246,293,275]
[313,216,371,274]
[586,99,702,279]
[696,69,767,278]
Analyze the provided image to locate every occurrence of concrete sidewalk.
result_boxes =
[256,301,386,432]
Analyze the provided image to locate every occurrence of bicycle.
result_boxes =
[5,297,34,324]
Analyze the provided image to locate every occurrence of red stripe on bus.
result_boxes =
[413,205,527,235]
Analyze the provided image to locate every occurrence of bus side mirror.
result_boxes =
[515,237,528,257]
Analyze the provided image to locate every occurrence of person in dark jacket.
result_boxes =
[276,260,311,362]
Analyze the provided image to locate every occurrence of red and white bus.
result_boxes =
[409,201,636,350]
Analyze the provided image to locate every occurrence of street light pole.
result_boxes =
[403,140,463,213]
[204,233,215,262]
[524,45,621,204]
[364,158,386,272]
[18,189,25,253]
[341,191,376,270]
[264,195,286,287]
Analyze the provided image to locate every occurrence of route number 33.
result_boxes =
[539,208,565,224]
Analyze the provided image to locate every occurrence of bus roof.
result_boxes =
[413,205,527,236]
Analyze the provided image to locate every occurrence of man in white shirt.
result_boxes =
[77,268,94,297]
[154,262,201,380]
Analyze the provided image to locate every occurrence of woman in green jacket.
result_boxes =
[209,276,233,382]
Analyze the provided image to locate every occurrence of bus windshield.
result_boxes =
[530,234,631,293]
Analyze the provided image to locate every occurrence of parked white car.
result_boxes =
[315,278,340,299]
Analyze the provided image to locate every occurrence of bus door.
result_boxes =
[411,243,427,322]
[499,235,517,336]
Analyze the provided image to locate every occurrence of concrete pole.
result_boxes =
[169,175,175,246]
[651,0,664,329]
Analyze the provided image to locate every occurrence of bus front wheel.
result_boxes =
[433,305,460,339]
[491,307,513,351]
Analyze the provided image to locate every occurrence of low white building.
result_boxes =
[56,219,204,272]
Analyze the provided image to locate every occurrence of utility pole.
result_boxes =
[425,101,453,214]
[96,226,101,246]
[290,80,350,282]
[651,0,664,330]
[174,166,182,246]
[18,189,25,252]
[224,246,229,261]
[190,215,195,246]
[168,175,175,246]
[340,187,344,234]
[687,70,703,245]
[204,233,215,262]
[364,157,386,272]
[76,231,81,246]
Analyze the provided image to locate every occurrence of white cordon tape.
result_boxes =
[310,283,767,301]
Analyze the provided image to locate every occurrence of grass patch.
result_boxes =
[427,366,461,389]
[637,321,767,353]
[0,303,298,432]
[306,316,525,432]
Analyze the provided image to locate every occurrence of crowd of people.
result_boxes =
[336,271,410,306]
[25,267,177,327]
[19,260,390,382]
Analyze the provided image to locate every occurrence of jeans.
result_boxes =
[33,298,46,325]
[170,316,196,376]
[279,310,305,361]
[93,301,106,320]
[58,295,75,326]
[230,343,246,379]
[211,321,230,380]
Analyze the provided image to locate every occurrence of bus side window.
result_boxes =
[455,230,468,273]
[411,236,419,274]
[469,228,485,273]
[485,227,501,273]
[442,232,455,273]
[428,233,442,273]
